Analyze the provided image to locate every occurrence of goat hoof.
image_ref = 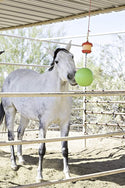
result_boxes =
[11,164,18,171]
[36,176,43,183]
[18,159,25,165]
[65,172,70,179]
[18,156,25,165]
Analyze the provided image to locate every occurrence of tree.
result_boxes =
[0,25,65,86]
[74,35,125,133]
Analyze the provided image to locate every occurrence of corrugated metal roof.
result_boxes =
[0,0,125,31]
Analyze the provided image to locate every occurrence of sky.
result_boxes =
[62,10,125,38]
[46,10,125,63]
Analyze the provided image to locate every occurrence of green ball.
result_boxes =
[75,68,93,86]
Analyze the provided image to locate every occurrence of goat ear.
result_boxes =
[65,40,72,51]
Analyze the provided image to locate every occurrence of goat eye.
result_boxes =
[72,55,74,59]
[55,61,58,64]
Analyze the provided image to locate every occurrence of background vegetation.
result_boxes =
[72,34,125,134]
[0,27,124,134]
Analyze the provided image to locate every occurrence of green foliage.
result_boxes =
[0,26,64,86]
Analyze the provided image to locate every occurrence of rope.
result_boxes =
[84,0,92,66]
[87,0,92,41]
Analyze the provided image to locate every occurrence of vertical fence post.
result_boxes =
[83,93,87,148]
[82,54,87,148]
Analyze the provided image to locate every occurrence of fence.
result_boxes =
[0,91,125,188]
[0,32,125,187]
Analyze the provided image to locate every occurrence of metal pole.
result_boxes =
[82,53,88,148]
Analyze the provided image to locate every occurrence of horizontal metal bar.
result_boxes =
[0,131,125,146]
[85,122,125,127]
[0,63,81,71]
[1,30,125,41]
[12,168,125,188]
[0,128,39,134]
[73,109,125,115]
[0,62,50,67]
[0,91,124,97]
[0,124,84,134]
[72,108,84,111]
[0,33,81,47]
[86,111,125,116]
[85,100,125,104]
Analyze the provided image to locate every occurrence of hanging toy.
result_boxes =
[75,67,93,86]
[75,0,93,87]
[82,41,93,54]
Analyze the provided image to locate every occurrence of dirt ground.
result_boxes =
[0,130,125,188]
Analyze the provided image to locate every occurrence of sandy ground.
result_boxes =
[0,131,125,188]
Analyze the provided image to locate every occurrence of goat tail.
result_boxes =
[0,102,5,125]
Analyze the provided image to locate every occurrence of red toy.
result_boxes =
[82,41,93,54]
